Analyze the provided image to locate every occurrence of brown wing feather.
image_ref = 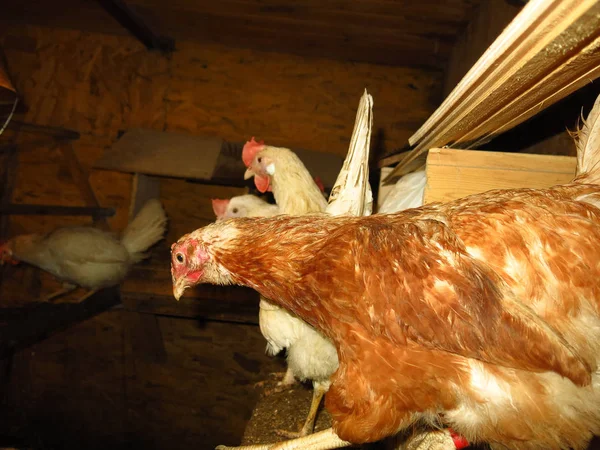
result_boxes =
[304,214,591,386]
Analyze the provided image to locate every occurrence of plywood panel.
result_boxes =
[0,0,480,68]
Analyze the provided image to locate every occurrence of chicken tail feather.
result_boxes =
[121,199,168,263]
[573,93,600,184]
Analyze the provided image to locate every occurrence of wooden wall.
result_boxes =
[0,23,442,450]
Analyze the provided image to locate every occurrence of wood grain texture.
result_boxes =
[424,148,576,204]
[0,0,480,68]
[386,0,600,181]
[0,24,439,303]
[0,311,283,450]
[443,0,521,97]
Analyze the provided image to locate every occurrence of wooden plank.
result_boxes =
[123,264,259,306]
[133,0,478,25]
[125,173,167,363]
[0,287,121,358]
[121,247,260,324]
[133,5,451,69]
[59,141,110,229]
[443,0,522,96]
[426,148,576,173]
[98,0,175,53]
[131,1,462,42]
[95,129,345,189]
[6,120,80,140]
[125,311,167,363]
[386,0,600,181]
[122,292,259,325]
[0,204,115,217]
[129,173,161,220]
[423,148,576,204]
[95,128,223,180]
[0,145,18,240]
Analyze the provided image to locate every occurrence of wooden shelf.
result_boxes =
[0,287,121,358]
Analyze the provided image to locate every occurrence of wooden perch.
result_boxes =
[0,204,115,217]
[98,0,175,53]
[6,120,80,140]
[0,287,120,358]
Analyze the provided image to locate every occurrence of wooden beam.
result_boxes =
[6,120,80,140]
[125,173,167,363]
[0,287,121,358]
[0,204,115,217]
[128,3,449,68]
[0,145,18,239]
[121,292,259,325]
[59,141,110,228]
[97,0,175,53]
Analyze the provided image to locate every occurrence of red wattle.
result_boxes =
[254,175,271,193]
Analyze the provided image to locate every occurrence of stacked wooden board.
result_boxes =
[386,0,600,181]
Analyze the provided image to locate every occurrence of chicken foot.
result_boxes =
[402,429,458,450]
[43,283,77,302]
[255,367,297,395]
[216,428,350,450]
[75,288,99,303]
[276,381,327,438]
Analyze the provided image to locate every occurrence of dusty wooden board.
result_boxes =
[95,128,346,189]
[95,128,222,180]
[424,148,576,204]
[386,0,600,181]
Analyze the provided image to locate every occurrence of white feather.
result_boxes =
[121,199,168,263]
[574,94,600,182]
[378,168,426,213]
[326,89,374,216]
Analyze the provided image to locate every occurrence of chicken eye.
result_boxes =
[232,208,238,213]
[257,157,262,163]
[176,253,184,263]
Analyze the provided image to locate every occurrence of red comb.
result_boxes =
[242,137,265,167]
[314,176,325,193]
[211,198,230,218]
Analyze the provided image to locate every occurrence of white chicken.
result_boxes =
[243,137,328,213]
[242,138,336,438]
[0,199,168,302]
[212,195,279,220]
[239,91,374,438]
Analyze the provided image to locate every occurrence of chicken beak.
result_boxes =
[173,279,188,301]
[244,168,255,180]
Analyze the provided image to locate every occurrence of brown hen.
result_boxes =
[171,98,600,450]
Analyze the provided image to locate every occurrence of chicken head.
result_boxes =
[171,231,233,299]
[242,137,273,193]
[0,241,17,265]
[211,198,230,220]
[0,236,34,266]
